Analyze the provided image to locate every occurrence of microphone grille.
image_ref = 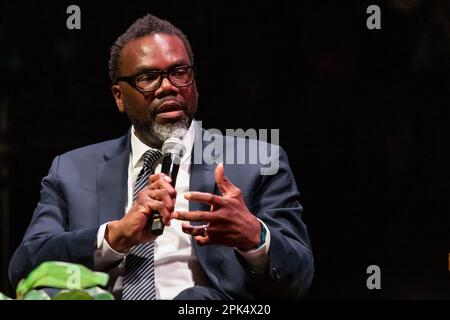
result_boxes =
[162,136,186,158]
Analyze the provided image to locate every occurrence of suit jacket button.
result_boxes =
[272,267,280,280]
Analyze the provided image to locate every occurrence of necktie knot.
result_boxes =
[142,149,162,170]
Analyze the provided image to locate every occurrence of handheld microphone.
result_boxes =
[150,134,186,235]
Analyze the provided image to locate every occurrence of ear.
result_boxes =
[111,85,125,113]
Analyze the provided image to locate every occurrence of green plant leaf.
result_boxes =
[16,261,109,299]
[22,289,51,300]
[85,287,114,300]
[0,292,12,300]
[52,290,94,300]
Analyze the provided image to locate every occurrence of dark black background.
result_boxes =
[1,0,449,299]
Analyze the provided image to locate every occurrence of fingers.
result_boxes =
[149,173,172,184]
[146,174,176,226]
[181,222,211,246]
[194,236,211,246]
[181,223,209,236]
[215,163,241,198]
[148,173,177,198]
[134,195,164,213]
[136,198,171,224]
[136,188,173,211]
[147,189,174,211]
[147,190,172,226]
[156,207,172,226]
[172,210,218,222]
[134,189,173,226]
[184,191,225,206]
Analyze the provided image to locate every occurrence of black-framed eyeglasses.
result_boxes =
[116,65,195,93]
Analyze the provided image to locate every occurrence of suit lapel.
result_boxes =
[97,131,131,225]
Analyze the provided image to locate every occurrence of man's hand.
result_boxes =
[105,173,177,252]
[172,163,261,251]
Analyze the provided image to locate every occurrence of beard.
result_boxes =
[123,97,196,146]
[149,117,191,142]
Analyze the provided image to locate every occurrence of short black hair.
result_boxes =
[108,14,194,84]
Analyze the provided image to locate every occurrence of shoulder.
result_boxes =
[56,133,129,165]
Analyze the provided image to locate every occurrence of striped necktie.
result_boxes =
[122,149,162,300]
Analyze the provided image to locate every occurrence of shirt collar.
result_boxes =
[130,120,196,169]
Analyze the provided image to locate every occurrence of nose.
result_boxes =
[155,76,179,97]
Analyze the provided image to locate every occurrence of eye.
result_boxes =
[137,72,160,82]
[171,67,188,78]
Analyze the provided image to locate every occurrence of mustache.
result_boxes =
[151,98,186,117]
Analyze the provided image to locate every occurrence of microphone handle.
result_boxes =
[150,154,180,235]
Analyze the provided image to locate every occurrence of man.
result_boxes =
[9,14,313,299]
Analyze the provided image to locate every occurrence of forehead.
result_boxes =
[120,33,190,74]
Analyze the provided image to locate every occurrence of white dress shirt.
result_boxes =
[94,121,270,299]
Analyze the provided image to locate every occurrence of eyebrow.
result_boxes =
[133,61,190,75]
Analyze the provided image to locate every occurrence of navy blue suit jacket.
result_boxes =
[9,127,313,299]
